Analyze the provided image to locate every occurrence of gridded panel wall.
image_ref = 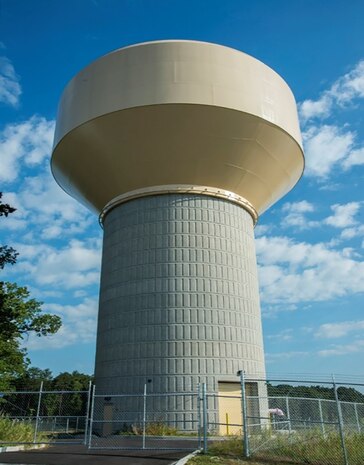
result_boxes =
[95,194,265,395]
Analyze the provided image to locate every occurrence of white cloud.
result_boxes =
[48,297,98,321]
[282,201,318,228]
[315,320,364,339]
[303,125,355,178]
[282,201,314,214]
[299,94,332,121]
[266,351,309,361]
[299,60,364,122]
[278,201,363,239]
[28,239,101,289]
[266,329,293,341]
[254,224,270,237]
[342,147,364,169]
[25,297,98,350]
[341,225,364,240]
[0,116,55,183]
[318,340,364,357]
[0,113,102,301]
[261,303,297,319]
[2,238,101,291]
[256,235,364,303]
[298,60,364,179]
[324,202,361,228]
[0,169,97,240]
[0,56,21,107]
[330,60,364,104]
[11,243,50,261]
[24,173,93,232]
[0,115,96,241]
[73,290,89,298]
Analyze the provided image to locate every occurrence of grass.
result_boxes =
[188,437,299,465]
[0,415,47,445]
[252,429,364,465]
[188,455,276,465]
[188,430,364,465]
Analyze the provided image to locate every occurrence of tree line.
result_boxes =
[267,383,364,422]
[1,367,93,419]
[268,383,364,403]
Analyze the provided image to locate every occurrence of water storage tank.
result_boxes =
[52,40,304,430]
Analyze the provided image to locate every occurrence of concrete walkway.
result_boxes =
[0,444,194,465]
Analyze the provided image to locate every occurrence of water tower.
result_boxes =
[51,41,304,426]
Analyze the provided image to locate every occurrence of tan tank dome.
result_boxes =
[51,40,304,219]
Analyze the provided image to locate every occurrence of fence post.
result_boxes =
[142,383,147,449]
[197,383,202,450]
[202,383,208,453]
[354,403,361,433]
[239,370,250,458]
[87,385,95,448]
[332,376,349,465]
[285,396,292,434]
[318,399,326,437]
[84,380,92,445]
[33,381,43,443]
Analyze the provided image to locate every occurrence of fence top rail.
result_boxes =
[248,395,333,401]
[246,395,364,405]
[246,377,364,387]
[8,415,87,419]
[246,415,339,425]
[94,391,197,398]
[0,390,89,395]
[91,419,200,423]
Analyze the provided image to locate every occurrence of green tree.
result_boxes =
[51,371,93,416]
[0,282,62,391]
[0,283,61,340]
[0,193,62,391]
[52,371,93,392]
[4,368,93,417]
[0,193,18,269]
[5,367,54,417]
[15,367,53,392]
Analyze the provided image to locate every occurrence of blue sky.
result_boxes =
[0,0,364,379]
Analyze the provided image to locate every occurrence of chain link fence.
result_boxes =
[0,381,92,445]
[1,374,364,463]
[88,389,201,450]
[204,374,364,465]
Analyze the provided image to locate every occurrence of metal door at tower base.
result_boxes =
[217,381,260,436]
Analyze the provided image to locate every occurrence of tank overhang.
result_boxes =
[52,103,303,216]
[51,40,304,216]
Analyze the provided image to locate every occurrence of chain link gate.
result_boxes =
[88,388,202,451]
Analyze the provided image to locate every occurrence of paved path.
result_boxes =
[0,444,194,465]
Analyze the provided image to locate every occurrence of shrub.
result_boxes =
[0,415,47,444]
[118,421,178,436]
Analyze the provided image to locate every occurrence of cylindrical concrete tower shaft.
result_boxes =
[51,40,304,429]
[96,195,264,395]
